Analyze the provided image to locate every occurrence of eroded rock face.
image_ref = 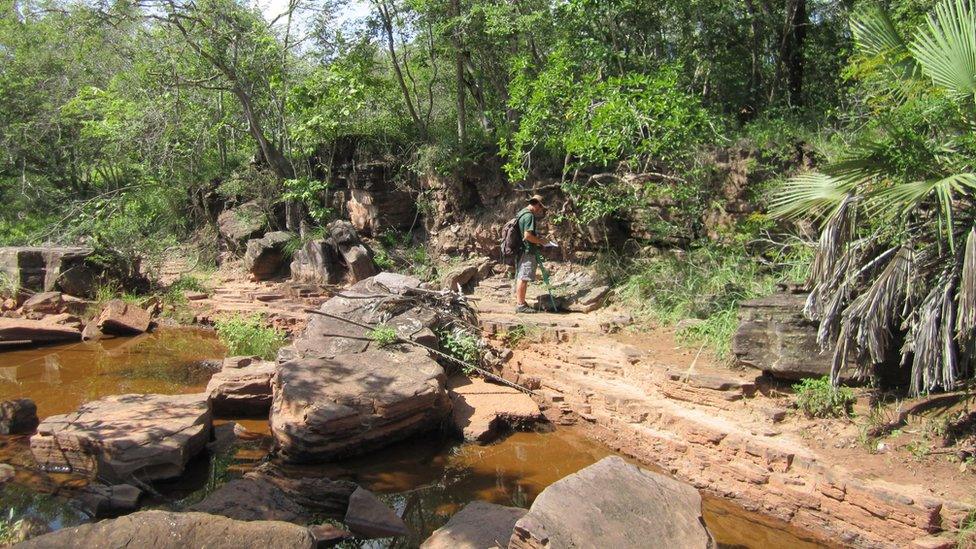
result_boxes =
[509,456,714,549]
[0,246,93,297]
[271,348,449,462]
[421,501,526,549]
[15,510,317,549]
[244,231,293,280]
[96,299,151,335]
[448,376,543,443]
[30,393,211,483]
[217,201,268,254]
[732,292,838,379]
[345,162,416,236]
[0,398,39,435]
[206,358,275,417]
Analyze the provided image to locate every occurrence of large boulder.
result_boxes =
[290,220,376,286]
[206,357,276,417]
[0,398,39,435]
[0,316,81,343]
[448,376,543,443]
[270,348,450,462]
[15,510,318,549]
[244,231,293,280]
[29,393,212,483]
[509,456,714,549]
[96,299,151,335]
[732,292,844,379]
[217,200,268,254]
[421,501,527,549]
[0,246,92,297]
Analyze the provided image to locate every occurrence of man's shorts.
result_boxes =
[516,253,537,281]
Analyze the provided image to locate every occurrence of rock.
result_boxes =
[421,501,527,549]
[270,348,450,462]
[309,524,354,547]
[20,292,88,316]
[0,246,92,296]
[217,201,268,254]
[223,355,261,369]
[74,483,142,518]
[206,359,275,417]
[329,220,377,283]
[343,486,409,539]
[533,270,610,313]
[344,161,416,235]
[244,231,294,280]
[447,376,543,443]
[509,456,714,549]
[30,393,212,482]
[81,322,103,342]
[0,317,81,343]
[15,510,318,549]
[441,265,479,292]
[0,398,38,435]
[96,299,151,335]
[732,293,848,379]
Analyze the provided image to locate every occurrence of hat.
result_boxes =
[528,194,546,209]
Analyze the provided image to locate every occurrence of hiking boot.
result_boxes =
[515,304,536,314]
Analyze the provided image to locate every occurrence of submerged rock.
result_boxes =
[30,393,211,483]
[96,299,151,335]
[448,376,543,443]
[73,483,142,519]
[509,456,714,549]
[15,510,317,549]
[244,231,293,280]
[206,358,275,417]
[0,398,39,435]
[270,348,450,462]
[421,501,527,549]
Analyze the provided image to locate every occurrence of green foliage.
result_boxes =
[368,325,399,347]
[439,328,481,374]
[214,314,286,360]
[501,324,528,348]
[793,376,856,418]
[282,178,333,226]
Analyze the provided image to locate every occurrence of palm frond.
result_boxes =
[874,173,976,250]
[851,5,919,80]
[909,0,976,101]
[770,172,854,220]
[956,227,976,340]
[907,273,958,395]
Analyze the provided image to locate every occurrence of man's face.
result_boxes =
[530,203,545,216]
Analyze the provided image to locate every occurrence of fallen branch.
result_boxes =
[303,308,538,397]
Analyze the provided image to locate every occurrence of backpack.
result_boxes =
[500,210,533,264]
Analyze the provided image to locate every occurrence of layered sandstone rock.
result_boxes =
[244,231,293,280]
[290,221,376,286]
[30,393,211,482]
[732,292,836,379]
[15,511,318,549]
[0,316,82,343]
[344,486,409,538]
[421,501,526,549]
[510,456,714,549]
[448,376,543,443]
[271,349,449,462]
[345,161,416,235]
[206,357,275,417]
[96,299,151,335]
[20,292,88,316]
[0,246,94,297]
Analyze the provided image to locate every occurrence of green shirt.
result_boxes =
[516,207,538,255]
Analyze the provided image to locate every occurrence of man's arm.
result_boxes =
[523,230,550,245]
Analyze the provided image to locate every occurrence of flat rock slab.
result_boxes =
[448,376,543,443]
[15,510,317,549]
[206,360,275,417]
[509,456,714,549]
[270,347,450,461]
[97,299,151,335]
[421,501,527,549]
[30,393,212,482]
[0,317,81,343]
[344,486,409,539]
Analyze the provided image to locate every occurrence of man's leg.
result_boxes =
[516,279,528,306]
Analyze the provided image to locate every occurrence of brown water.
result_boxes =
[0,330,830,548]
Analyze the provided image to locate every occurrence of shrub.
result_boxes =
[793,376,856,418]
[439,328,481,374]
[502,324,528,348]
[214,314,286,360]
[367,325,398,347]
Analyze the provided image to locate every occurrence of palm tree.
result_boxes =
[772,0,976,395]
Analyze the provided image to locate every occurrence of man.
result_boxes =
[515,194,555,313]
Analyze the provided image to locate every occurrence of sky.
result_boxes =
[255,0,371,26]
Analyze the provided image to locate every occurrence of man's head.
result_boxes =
[528,194,546,215]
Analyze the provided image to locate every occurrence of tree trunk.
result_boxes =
[787,0,807,107]
[451,0,466,153]
[376,1,425,135]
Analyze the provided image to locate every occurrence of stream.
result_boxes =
[0,328,831,548]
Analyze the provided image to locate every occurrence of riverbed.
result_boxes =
[0,329,832,547]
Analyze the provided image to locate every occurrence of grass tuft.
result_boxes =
[214,314,286,360]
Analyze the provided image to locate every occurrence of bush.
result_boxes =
[367,325,398,347]
[793,376,856,418]
[439,328,481,375]
[214,314,286,360]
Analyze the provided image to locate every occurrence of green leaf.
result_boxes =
[909,0,976,101]
[770,172,854,220]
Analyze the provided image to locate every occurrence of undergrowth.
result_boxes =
[793,376,856,418]
[367,325,398,347]
[214,314,286,360]
[439,327,481,374]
